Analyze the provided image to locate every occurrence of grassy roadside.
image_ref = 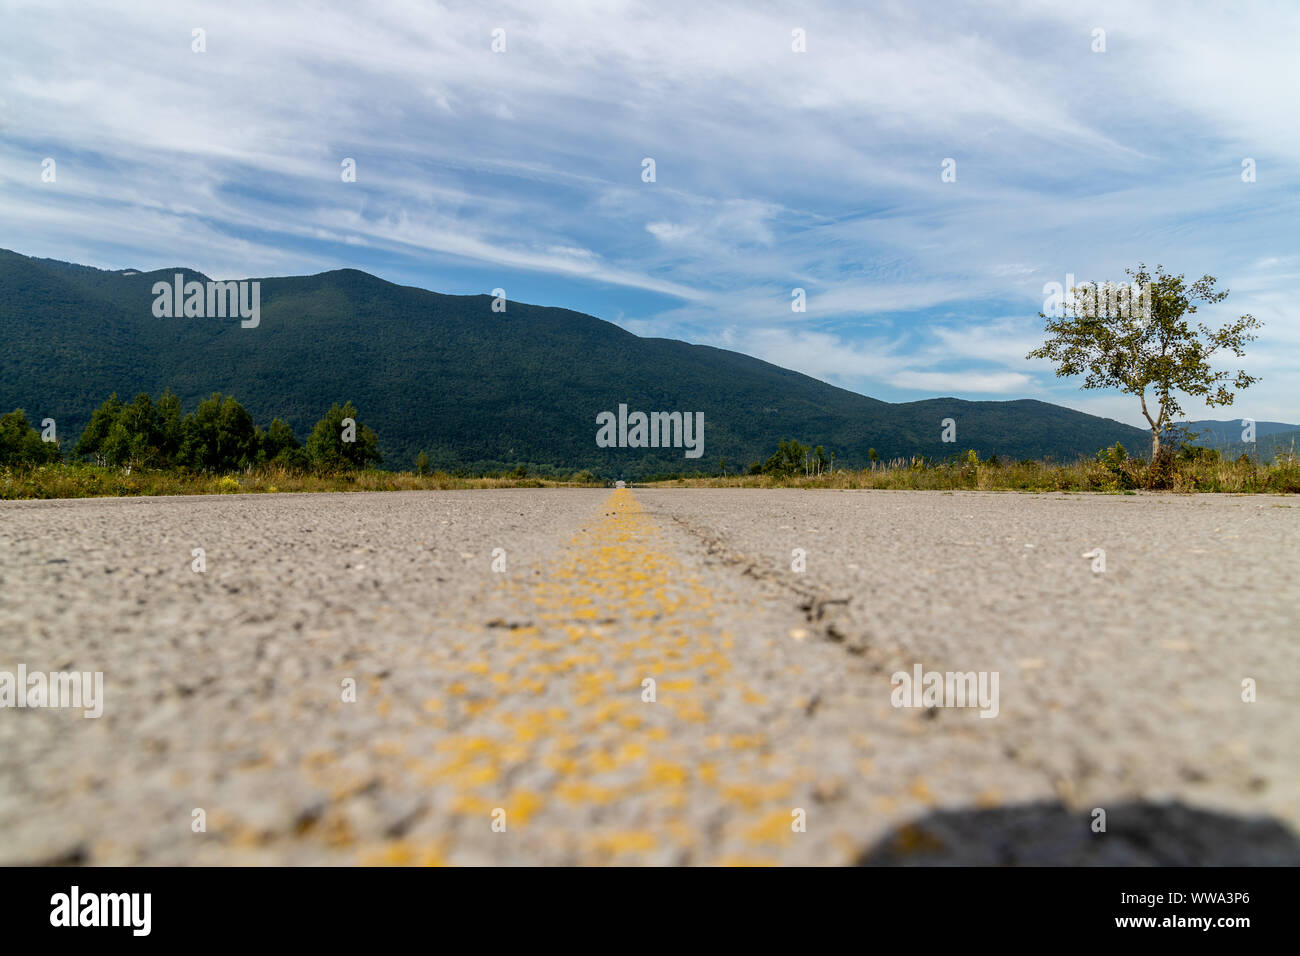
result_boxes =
[644,456,1300,494]
[6,455,1299,500]
[1,463,604,500]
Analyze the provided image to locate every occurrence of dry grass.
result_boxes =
[645,455,1300,494]
[6,454,1298,500]
[0,464,603,500]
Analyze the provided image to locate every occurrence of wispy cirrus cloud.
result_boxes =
[1,0,1295,424]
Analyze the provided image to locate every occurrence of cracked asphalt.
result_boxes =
[1,488,1297,865]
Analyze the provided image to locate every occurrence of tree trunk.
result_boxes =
[1150,429,1161,461]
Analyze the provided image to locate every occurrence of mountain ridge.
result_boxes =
[0,248,1153,476]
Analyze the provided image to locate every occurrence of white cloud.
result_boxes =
[0,0,1295,419]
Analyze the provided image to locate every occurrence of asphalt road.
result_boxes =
[1,488,1297,865]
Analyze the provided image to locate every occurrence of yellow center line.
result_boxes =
[362,489,819,865]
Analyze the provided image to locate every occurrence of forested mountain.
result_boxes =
[0,249,1152,476]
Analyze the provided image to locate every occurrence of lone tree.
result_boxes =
[1027,263,1261,459]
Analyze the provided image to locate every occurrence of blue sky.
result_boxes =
[2,0,1297,427]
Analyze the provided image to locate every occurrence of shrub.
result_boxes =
[1179,443,1221,464]
[1145,445,1179,489]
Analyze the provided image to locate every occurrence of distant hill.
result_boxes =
[1178,419,1300,462]
[0,248,1153,476]
[1181,419,1298,442]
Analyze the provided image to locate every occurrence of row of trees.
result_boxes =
[0,392,381,473]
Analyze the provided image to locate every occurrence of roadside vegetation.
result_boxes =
[653,442,1300,493]
[0,392,602,500]
[7,439,1295,499]
[1,465,603,499]
[4,374,1295,498]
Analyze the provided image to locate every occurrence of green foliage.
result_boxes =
[1028,263,1261,458]
[75,389,259,471]
[72,391,182,469]
[112,391,182,468]
[64,390,379,474]
[181,393,260,472]
[752,439,834,477]
[1096,442,1127,467]
[0,409,59,465]
[1093,442,1136,489]
[764,438,801,476]
[415,450,430,476]
[74,393,124,463]
[761,438,805,476]
[261,417,308,470]
[1179,443,1221,464]
[306,401,381,471]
